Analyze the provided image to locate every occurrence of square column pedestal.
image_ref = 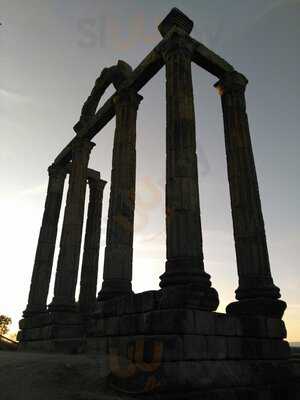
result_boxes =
[84,290,295,398]
[18,310,85,353]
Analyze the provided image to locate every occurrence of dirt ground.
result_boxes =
[0,351,131,400]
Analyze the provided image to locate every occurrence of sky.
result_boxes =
[0,0,299,341]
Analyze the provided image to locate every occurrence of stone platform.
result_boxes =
[18,290,299,398]
[85,291,292,396]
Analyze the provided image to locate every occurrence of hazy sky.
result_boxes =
[1,0,299,340]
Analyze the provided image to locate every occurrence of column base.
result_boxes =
[159,264,219,311]
[23,304,47,317]
[97,279,133,301]
[235,279,281,300]
[160,260,214,289]
[159,284,219,311]
[19,310,50,330]
[226,298,287,318]
[47,302,78,313]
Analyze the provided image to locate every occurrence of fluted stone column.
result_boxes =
[24,164,67,316]
[50,139,95,312]
[158,32,218,310]
[215,71,286,318]
[98,90,142,300]
[79,175,106,314]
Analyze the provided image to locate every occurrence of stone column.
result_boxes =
[158,33,218,311]
[215,71,286,318]
[50,139,95,312]
[98,90,142,300]
[24,164,67,316]
[79,175,106,314]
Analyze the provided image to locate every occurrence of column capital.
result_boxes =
[72,138,96,154]
[113,89,143,110]
[158,8,194,38]
[214,71,248,96]
[88,176,107,192]
[160,34,194,63]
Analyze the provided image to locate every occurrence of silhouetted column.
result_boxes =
[215,71,286,318]
[50,139,95,312]
[79,175,106,314]
[158,34,218,310]
[98,90,142,300]
[24,164,67,316]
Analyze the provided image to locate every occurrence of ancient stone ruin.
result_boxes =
[18,8,296,397]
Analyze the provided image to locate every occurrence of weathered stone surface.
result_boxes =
[24,164,67,315]
[158,8,194,37]
[50,139,95,311]
[238,315,266,338]
[50,325,84,340]
[226,337,243,360]
[266,318,287,339]
[215,313,238,336]
[49,311,83,326]
[193,310,216,335]
[86,337,108,354]
[98,90,143,301]
[159,29,218,312]
[76,60,133,130]
[158,286,219,311]
[79,176,106,314]
[216,71,286,318]
[19,313,51,329]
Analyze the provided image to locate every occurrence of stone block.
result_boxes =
[21,326,51,341]
[226,337,243,359]
[215,313,237,336]
[49,311,83,326]
[102,299,118,317]
[242,338,262,359]
[93,302,104,318]
[104,317,120,336]
[266,319,287,339]
[265,339,290,360]
[115,296,128,316]
[19,312,51,329]
[239,316,268,338]
[206,336,227,360]
[138,291,157,313]
[95,318,105,334]
[183,334,207,360]
[50,324,84,339]
[159,334,183,361]
[236,338,290,361]
[108,334,180,364]
[18,339,54,353]
[108,336,129,358]
[86,337,108,354]
[143,309,195,334]
[124,294,136,314]
[119,314,140,335]
[193,310,215,335]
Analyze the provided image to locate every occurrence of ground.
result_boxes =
[0,351,131,400]
[1,350,300,399]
